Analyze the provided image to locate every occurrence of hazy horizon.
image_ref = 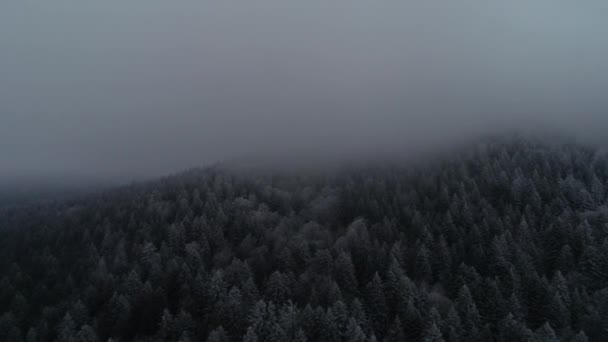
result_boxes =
[2,1,608,183]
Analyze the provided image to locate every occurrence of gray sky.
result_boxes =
[1,1,608,182]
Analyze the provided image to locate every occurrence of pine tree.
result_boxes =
[159,309,175,340]
[319,310,339,342]
[535,322,559,342]
[242,327,258,342]
[70,300,88,329]
[424,322,445,342]
[385,259,415,318]
[266,271,290,303]
[350,298,370,332]
[442,306,461,342]
[570,330,589,342]
[456,285,480,340]
[207,326,228,342]
[294,329,308,342]
[242,277,260,305]
[345,318,367,342]
[365,273,388,335]
[385,317,406,342]
[57,313,77,342]
[221,287,246,338]
[403,299,423,341]
[76,325,97,342]
[248,300,272,341]
[330,300,349,339]
[497,313,534,342]
[266,323,287,342]
[334,252,359,297]
[415,244,433,282]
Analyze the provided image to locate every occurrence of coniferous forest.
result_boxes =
[1,137,608,342]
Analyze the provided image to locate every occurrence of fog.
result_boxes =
[2,1,608,183]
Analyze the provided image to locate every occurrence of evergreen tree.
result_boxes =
[76,325,97,342]
[535,322,559,342]
[424,322,446,342]
[58,313,77,342]
[345,318,367,342]
[571,331,589,342]
[242,327,258,342]
[365,273,388,335]
[385,317,406,342]
[403,299,423,341]
[207,326,228,342]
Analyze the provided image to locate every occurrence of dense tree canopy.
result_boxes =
[1,137,607,341]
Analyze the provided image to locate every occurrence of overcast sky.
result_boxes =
[1,1,608,182]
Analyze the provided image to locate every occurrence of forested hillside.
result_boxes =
[1,138,607,342]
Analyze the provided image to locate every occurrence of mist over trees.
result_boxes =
[3,1,608,182]
[0,137,607,341]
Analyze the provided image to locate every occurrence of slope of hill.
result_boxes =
[1,137,607,342]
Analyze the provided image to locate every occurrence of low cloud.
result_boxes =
[1,0,607,182]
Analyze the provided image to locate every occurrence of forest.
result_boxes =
[1,137,607,342]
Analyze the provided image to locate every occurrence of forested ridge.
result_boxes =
[1,137,608,342]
